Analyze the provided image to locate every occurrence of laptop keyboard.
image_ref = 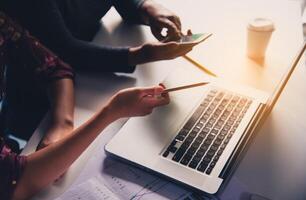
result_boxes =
[162,89,253,175]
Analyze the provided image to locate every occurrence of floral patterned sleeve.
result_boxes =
[0,138,26,200]
[0,11,75,199]
[0,11,74,85]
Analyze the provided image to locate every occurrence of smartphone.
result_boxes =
[177,33,212,45]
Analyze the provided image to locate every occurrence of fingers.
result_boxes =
[159,83,170,99]
[160,41,194,58]
[141,86,164,96]
[163,41,195,49]
[142,95,170,108]
[162,18,180,35]
[151,26,165,41]
[173,46,193,57]
[151,14,182,42]
[140,85,170,108]
[152,22,180,42]
[158,18,181,41]
[159,83,166,89]
[158,41,187,51]
[142,41,194,62]
[169,15,182,31]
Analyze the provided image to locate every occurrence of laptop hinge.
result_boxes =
[218,104,266,179]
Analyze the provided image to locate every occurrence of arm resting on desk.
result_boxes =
[37,79,75,150]
[12,86,170,200]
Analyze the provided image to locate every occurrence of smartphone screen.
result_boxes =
[178,33,212,44]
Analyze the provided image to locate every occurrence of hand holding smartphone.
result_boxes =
[177,33,212,45]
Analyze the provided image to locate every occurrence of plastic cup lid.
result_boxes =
[247,18,275,32]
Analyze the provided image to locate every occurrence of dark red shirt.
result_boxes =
[0,12,74,91]
[0,12,74,200]
[0,138,26,200]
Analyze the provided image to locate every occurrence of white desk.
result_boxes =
[23,0,306,199]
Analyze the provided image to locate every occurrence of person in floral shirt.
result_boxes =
[0,11,170,200]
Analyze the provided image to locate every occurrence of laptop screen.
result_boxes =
[264,42,306,116]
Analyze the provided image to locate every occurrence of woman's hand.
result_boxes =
[107,85,170,119]
[128,41,194,65]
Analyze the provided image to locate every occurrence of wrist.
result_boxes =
[38,126,72,150]
[99,101,122,123]
[139,0,154,25]
[128,45,146,65]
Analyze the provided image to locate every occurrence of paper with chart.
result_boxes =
[56,153,250,200]
[57,156,213,200]
[100,158,210,200]
[55,131,215,200]
[56,176,119,200]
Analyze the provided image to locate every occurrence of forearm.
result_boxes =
[47,79,74,128]
[13,85,171,199]
[38,79,75,149]
[137,0,155,25]
[65,41,135,73]
[26,0,135,73]
[133,0,168,25]
[112,0,147,24]
[13,105,118,200]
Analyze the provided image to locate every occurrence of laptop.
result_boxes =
[105,42,306,194]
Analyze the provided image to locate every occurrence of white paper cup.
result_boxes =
[247,18,275,59]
